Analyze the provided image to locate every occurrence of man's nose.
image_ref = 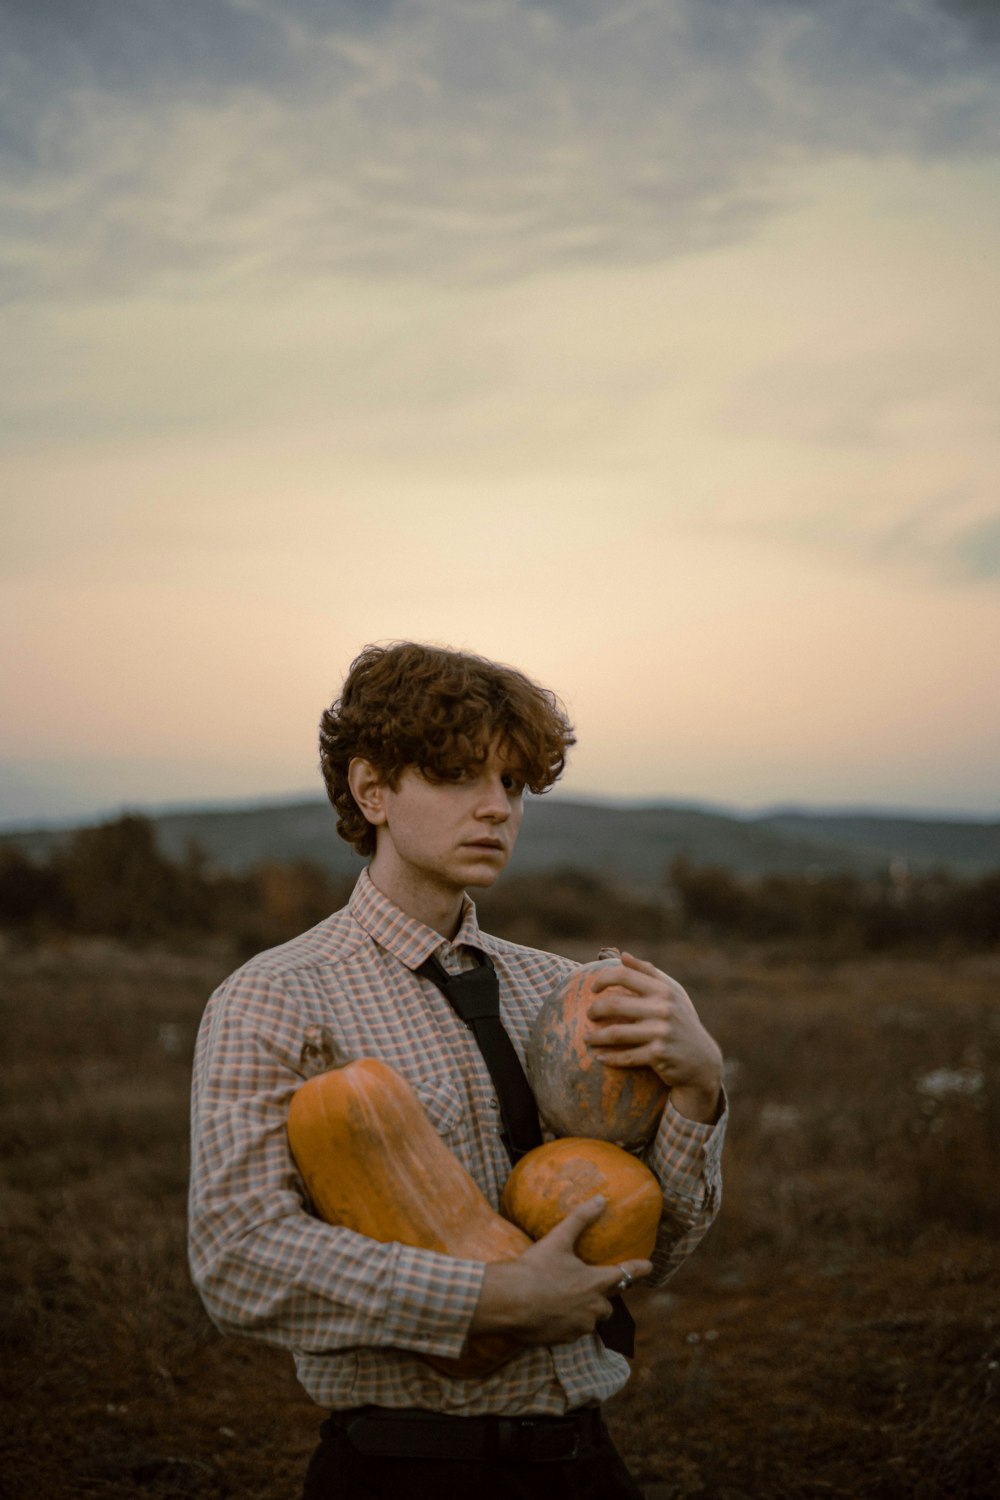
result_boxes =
[477,775,511,818]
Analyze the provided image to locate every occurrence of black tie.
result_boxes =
[417,950,541,1165]
[416,948,636,1358]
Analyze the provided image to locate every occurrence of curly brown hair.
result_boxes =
[319,642,576,855]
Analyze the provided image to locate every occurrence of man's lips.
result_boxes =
[464,838,505,852]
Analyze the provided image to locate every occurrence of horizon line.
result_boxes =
[1,787,997,836]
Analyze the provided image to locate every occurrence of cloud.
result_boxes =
[940,0,1000,45]
[2,0,998,300]
[951,512,1000,579]
[891,500,1000,583]
[869,498,1000,585]
[700,492,1000,590]
[0,0,399,136]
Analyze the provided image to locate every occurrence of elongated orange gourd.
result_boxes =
[501,1136,662,1264]
[287,1052,531,1378]
[526,958,669,1149]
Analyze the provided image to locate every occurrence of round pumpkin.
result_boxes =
[501,1136,662,1264]
[526,957,669,1149]
[288,1053,531,1377]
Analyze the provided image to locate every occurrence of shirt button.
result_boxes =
[488,1097,499,1110]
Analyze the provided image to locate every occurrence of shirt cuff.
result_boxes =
[645,1087,728,1204]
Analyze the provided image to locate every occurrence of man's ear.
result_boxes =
[347,757,388,827]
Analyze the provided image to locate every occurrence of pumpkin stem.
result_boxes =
[298,1024,348,1078]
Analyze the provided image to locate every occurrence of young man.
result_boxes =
[189,642,726,1500]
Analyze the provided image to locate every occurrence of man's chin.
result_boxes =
[461,861,506,891]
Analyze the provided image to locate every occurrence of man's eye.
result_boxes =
[502,773,525,793]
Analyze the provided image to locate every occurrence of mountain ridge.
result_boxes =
[4,794,998,885]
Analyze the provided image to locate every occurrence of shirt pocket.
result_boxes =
[409,1076,465,1137]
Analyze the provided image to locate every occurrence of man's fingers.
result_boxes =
[587,996,653,1024]
[587,1046,649,1069]
[593,960,671,996]
[603,1258,654,1292]
[537,1194,606,1251]
[586,1017,662,1045]
[590,966,646,996]
[621,951,664,979]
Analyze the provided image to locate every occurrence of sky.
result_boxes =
[2,0,999,827]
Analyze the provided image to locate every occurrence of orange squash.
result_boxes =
[501,1136,662,1264]
[526,957,669,1149]
[287,1049,531,1378]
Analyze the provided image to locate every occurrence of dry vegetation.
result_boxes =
[2,921,998,1499]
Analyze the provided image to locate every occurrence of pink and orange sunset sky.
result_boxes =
[3,0,999,827]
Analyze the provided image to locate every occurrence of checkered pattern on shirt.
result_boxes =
[188,867,726,1415]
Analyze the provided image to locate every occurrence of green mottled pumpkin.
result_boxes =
[526,958,669,1149]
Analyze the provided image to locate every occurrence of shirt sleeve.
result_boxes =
[188,971,485,1361]
[641,1089,728,1288]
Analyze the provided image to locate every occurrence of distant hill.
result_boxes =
[5,795,998,886]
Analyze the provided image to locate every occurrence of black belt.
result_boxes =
[324,1404,604,1463]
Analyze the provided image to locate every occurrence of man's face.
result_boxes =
[373,741,525,903]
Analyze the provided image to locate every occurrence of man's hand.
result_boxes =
[587,952,723,1124]
[469,1196,652,1345]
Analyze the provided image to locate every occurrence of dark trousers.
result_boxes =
[301,1406,646,1500]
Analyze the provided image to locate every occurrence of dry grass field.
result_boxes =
[2,930,998,1499]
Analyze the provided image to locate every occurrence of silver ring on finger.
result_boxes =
[612,1265,634,1295]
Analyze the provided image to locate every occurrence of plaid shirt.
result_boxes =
[189,867,726,1415]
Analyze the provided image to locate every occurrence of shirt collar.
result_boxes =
[349,866,487,969]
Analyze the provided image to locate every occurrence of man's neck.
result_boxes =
[366,860,465,940]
